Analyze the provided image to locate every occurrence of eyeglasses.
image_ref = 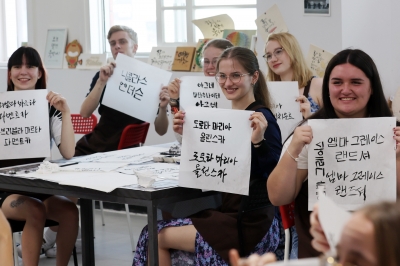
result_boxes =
[263,47,284,62]
[215,73,250,84]
[202,58,218,67]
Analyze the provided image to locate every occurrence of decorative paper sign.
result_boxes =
[308,118,397,211]
[0,90,50,159]
[179,76,231,110]
[179,106,253,195]
[222,30,256,49]
[191,39,211,72]
[319,195,352,257]
[102,53,172,122]
[306,44,334,78]
[148,47,176,71]
[171,47,196,71]
[268,82,302,142]
[63,53,106,70]
[390,87,400,122]
[255,4,289,41]
[44,28,68,68]
[192,14,235,39]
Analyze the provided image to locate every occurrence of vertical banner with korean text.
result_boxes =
[102,53,172,122]
[179,76,231,110]
[308,118,396,211]
[0,90,50,159]
[179,106,253,195]
[268,81,302,142]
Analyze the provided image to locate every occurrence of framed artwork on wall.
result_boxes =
[43,28,68,68]
[304,0,330,16]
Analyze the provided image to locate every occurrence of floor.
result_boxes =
[15,208,148,266]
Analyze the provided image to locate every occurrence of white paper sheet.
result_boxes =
[268,82,303,142]
[255,4,289,41]
[179,76,231,111]
[0,90,50,159]
[308,118,397,210]
[179,107,253,195]
[116,163,179,180]
[192,14,235,38]
[263,258,320,266]
[102,53,172,122]
[59,163,128,172]
[319,195,352,257]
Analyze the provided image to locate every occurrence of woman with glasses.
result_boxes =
[264,32,323,118]
[133,47,283,265]
[267,48,400,259]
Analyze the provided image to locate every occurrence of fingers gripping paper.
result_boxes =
[179,107,253,195]
[102,53,172,122]
[308,118,397,211]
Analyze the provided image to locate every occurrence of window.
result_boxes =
[92,0,256,55]
[0,0,27,63]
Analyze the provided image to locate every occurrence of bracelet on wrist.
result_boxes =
[252,139,265,148]
[286,149,299,162]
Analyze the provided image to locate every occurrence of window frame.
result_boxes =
[97,0,256,56]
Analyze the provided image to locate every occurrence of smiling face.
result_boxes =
[337,212,377,266]
[9,55,42,91]
[108,30,138,59]
[329,63,372,118]
[217,58,258,107]
[265,40,292,79]
[202,46,224,76]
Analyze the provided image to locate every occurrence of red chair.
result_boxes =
[117,122,150,150]
[280,201,295,261]
[71,114,98,134]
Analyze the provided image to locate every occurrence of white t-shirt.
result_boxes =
[280,123,309,171]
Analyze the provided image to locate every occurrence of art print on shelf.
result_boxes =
[44,28,68,68]
[304,0,331,16]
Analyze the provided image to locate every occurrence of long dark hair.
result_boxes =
[7,46,47,91]
[216,47,272,109]
[313,49,391,120]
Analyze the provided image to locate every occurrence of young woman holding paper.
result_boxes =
[267,48,399,259]
[264,32,323,118]
[133,47,283,265]
[0,46,78,266]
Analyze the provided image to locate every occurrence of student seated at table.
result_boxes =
[133,47,283,265]
[264,32,323,119]
[230,201,400,266]
[266,48,400,259]
[160,38,234,219]
[75,25,170,157]
[0,209,13,266]
[0,46,78,266]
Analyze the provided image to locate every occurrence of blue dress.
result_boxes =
[133,102,283,265]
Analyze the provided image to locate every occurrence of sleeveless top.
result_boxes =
[303,77,320,113]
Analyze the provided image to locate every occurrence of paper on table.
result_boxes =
[116,163,180,180]
[60,163,128,172]
[192,14,234,39]
[121,179,178,191]
[69,153,108,163]
[95,146,167,164]
[261,258,320,266]
[318,195,352,257]
[58,172,138,193]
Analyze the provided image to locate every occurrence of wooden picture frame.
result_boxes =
[43,28,68,68]
[304,0,331,16]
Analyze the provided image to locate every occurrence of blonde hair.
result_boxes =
[107,25,138,45]
[266,32,313,88]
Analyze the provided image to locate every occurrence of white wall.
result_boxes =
[342,0,400,98]
[256,0,342,74]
